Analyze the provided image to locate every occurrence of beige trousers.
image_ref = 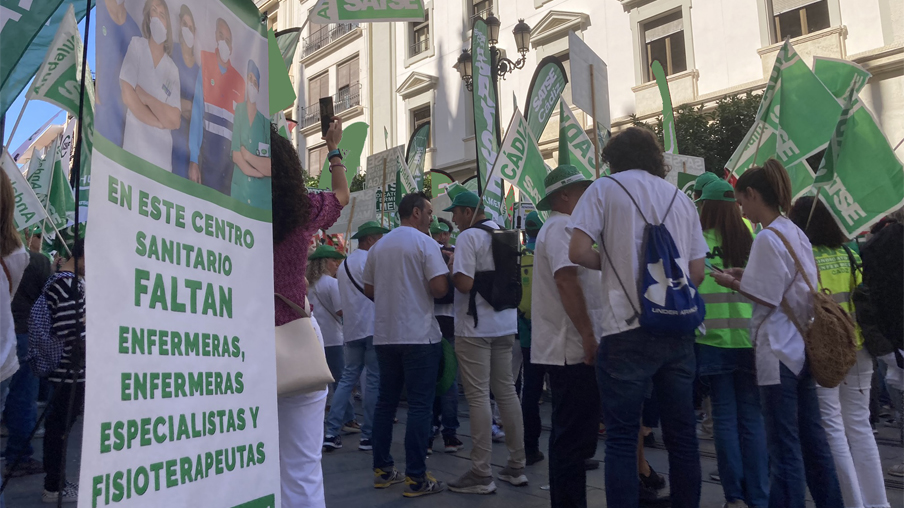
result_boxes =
[455,334,526,476]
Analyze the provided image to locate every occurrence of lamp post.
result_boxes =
[455,13,531,194]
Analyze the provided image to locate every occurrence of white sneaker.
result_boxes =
[43,481,78,504]
[492,424,505,443]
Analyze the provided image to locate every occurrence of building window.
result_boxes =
[772,0,830,41]
[411,105,431,147]
[410,12,430,57]
[336,56,360,113]
[643,11,687,82]
[309,72,329,102]
[472,0,492,20]
[308,145,329,177]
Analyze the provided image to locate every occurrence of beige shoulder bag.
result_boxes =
[275,294,334,397]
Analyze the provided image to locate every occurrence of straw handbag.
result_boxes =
[274,294,334,397]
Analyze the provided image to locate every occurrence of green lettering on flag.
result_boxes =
[812,57,870,100]
[652,61,677,154]
[311,0,425,24]
[558,97,599,180]
[470,17,505,223]
[1,149,48,231]
[494,108,549,211]
[523,56,568,141]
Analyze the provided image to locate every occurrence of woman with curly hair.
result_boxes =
[273,118,349,508]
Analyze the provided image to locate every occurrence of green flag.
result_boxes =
[317,122,369,189]
[523,56,568,141]
[494,108,549,210]
[652,61,677,154]
[558,97,599,180]
[27,4,94,220]
[44,139,75,232]
[812,57,870,100]
[0,0,93,117]
[268,29,296,116]
[1,149,48,231]
[271,111,290,139]
[471,17,505,223]
[311,0,425,23]
[275,28,301,70]
[405,122,430,190]
[430,170,453,199]
[26,141,55,209]
[813,82,859,188]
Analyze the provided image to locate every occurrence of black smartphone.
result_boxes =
[705,259,724,273]
[319,97,335,137]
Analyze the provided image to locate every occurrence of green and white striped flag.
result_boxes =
[1,149,48,231]
[558,97,599,180]
[652,61,677,154]
[813,80,859,188]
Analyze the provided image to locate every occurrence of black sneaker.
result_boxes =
[525,449,544,465]
[640,462,666,491]
[639,479,669,506]
[584,459,600,471]
[323,435,342,451]
[444,436,464,453]
[359,439,372,451]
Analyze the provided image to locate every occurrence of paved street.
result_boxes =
[4,395,903,507]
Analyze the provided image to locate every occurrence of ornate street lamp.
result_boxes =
[455,49,473,91]
[456,14,532,91]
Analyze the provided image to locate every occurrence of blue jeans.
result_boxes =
[760,363,843,508]
[324,345,355,425]
[699,347,769,507]
[372,342,441,480]
[597,328,701,508]
[2,333,39,460]
[325,337,379,440]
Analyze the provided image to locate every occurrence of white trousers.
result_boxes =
[817,349,890,508]
[278,390,327,508]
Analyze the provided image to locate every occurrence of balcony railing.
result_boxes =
[302,23,359,57]
[301,83,362,129]
[410,37,429,57]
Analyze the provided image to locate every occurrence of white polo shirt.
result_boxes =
[531,213,604,366]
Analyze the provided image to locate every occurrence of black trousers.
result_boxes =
[43,382,84,491]
[548,363,600,508]
[521,347,546,453]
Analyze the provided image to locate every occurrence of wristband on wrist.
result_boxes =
[327,149,342,161]
[329,164,346,174]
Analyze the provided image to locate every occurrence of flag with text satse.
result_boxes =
[652,61,678,154]
[494,108,549,211]
[1,149,48,231]
[813,76,904,237]
[812,57,870,100]
[26,4,94,221]
[405,121,430,190]
[523,56,568,141]
[471,17,505,223]
[311,0,425,24]
[558,97,600,180]
[0,0,93,117]
[43,139,76,233]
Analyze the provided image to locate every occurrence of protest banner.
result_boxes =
[317,122,369,189]
[652,61,678,154]
[494,108,548,211]
[663,153,706,198]
[470,17,505,223]
[81,1,279,506]
[405,121,430,190]
[311,0,425,24]
[568,31,610,173]
[326,188,377,237]
[366,146,405,218]
[1,149,48,231]
[26,4,95,222]
[523,56,568,141]
[558,98,599,180]
[0,0,92,117]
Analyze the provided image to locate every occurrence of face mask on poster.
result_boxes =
[150,17,167,45]
[217,40,231,62]
[182,26,194,48]
[247,84,258,104]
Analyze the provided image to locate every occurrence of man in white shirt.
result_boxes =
[363,192,450,498]
[324,221,389,452]
[532,164,601,508]
[445,191,527,494]
[569,127,708,508]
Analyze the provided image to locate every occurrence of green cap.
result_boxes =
[535,165,590,211]
[430,221,450,234]
[695,179,736,203]
[309,244,346,261]
[694,172,721,193]
[351,220,390,240]
[443,190,481,211]
[524,211,543,231]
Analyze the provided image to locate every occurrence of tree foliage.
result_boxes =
[632,92,762,174]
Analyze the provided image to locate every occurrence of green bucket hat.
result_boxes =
[535,166,590,211]
[309,244,346,261]
[351,220,390,240]
[694,172,721,193]
[524,211,543,231]
[695,179,736,203]
[443,190,481,212]
[430,220,450,235]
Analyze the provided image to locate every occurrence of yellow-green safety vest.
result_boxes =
[697,229,753,348]
[812,245,864,349]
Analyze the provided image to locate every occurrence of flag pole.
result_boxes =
[590,64,600,179]
[894,136,904,152]
[380,157,387,228]
[805,189,821,231]
[3,97,31,152]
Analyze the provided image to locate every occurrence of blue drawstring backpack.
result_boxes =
[600,176,705,335]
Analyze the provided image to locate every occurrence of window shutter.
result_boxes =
[337,62,349,90]
[772,0,821,15]
[644,12,684,43]
[349,57,359,86]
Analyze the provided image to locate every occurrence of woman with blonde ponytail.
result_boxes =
[712,159,843,508]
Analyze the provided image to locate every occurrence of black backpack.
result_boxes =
[860,222,903,352]
[468,221,522,326]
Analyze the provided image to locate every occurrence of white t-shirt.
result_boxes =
[453,220,518,338]
[741,216,816,386]
[120,36,180,172]
[311,276,343,347]
[531,213,604,366]
[363,226,449,345]
[569,170,708,338]
[337,249,374,342]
